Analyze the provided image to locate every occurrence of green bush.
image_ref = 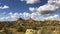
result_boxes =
[16,26,26,32]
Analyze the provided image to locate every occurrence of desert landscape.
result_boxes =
[0,18,60,34]
[0,0,60,34]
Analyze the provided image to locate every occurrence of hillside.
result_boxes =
[0,18,60,34]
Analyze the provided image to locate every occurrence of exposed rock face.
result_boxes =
[17,18,24,24]
[27,18,36,23]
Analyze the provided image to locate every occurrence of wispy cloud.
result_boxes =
[20,0,40,4]
[0,5,9,9]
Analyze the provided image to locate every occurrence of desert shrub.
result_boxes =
[16,26,26,32]
[0,26,2,30]
[3,28,12,34]
[0,32,4,34]
[31,26,38,30]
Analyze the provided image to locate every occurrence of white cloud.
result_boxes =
[31,14,60,21]
[0,12,60,21]
[20,0,40,4]
[44,14,60,20]
[29,7,37,12]
[29,0,60,15]
[38,4,59,11]
[30,13,41,19]
[48,0,60,6]
[8,12,30,21]
[22,12,31,20]
[0,12,41,21]
[0,12,20,21]
[0,0,60,21]
[0,5,9,9]
[9,12,20,19]
[0,17,5,21]
[29,4,59,15]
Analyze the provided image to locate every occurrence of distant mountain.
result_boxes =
[17,18,24,21]
[16,18,60,23]
[17,18,36,23]
[26,18,36,23]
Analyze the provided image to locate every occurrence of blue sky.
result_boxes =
[0,0,48,13]
[0,0,60,21]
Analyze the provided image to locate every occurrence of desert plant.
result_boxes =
[3,28,12,34]
[16,26,26,32]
